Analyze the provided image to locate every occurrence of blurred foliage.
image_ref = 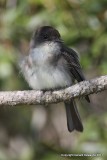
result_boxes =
[0,0,107,160]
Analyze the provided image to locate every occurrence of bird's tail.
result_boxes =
[65,100,83,132]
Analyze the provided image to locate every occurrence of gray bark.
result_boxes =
[0,75,107,106]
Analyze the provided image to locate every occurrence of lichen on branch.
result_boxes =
[0,75,107,106]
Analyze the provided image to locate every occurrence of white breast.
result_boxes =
[21,42,72,90]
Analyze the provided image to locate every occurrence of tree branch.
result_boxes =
[0,75,107,106]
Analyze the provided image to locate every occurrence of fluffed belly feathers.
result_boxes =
[20,42,72,90]
[21,64,72,90]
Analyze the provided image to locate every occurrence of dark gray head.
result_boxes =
[30,26,61,48]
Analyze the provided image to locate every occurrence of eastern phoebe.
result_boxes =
[20,26,90,132]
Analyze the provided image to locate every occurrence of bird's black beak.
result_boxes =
[54,39,63,43]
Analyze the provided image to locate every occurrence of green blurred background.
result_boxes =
[0,0,107,160]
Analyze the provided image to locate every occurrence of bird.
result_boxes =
[19,26,90,132]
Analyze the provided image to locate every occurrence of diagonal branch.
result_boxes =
[0,75,107,106]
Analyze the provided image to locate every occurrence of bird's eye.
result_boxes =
[43,34,48,39]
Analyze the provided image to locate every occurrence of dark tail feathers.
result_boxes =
[65,100,83,132]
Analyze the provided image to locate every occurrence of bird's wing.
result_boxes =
[61,44,90,102]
